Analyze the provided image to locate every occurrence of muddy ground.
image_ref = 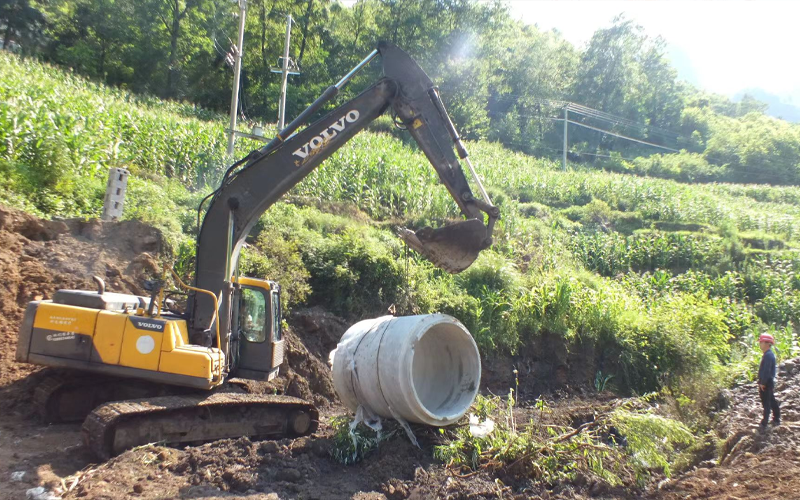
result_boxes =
[1,206,799,500]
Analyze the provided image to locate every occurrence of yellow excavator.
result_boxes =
[15,42,499,459]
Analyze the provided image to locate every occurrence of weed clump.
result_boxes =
[433,394,695,491]
[330,416,399,465]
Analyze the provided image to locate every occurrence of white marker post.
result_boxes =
[102,167,129,221]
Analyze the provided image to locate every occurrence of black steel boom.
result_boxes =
[188,42,498,349]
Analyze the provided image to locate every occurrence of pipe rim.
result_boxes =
[404,315,481,425]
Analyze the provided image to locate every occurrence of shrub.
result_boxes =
[251,228,311,310]
[755,289,800,326]
[434,395,627,485]
[330,416,399,465]
[302,226,405,318]
[621,151,724,183]
[610,409,693,479]
[455,250,522,296]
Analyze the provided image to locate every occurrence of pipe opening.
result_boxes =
[411,323,481,419]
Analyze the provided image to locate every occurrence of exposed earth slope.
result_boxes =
[0,206,798,500]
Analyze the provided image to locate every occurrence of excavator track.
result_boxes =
[83,392,318,460]
[33,370,203,423]
[34,371,119,423]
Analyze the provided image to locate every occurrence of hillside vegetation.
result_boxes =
[5,0,800,184]
[3,50,799,399]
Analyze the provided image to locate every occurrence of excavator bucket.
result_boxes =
[399,219,490,274]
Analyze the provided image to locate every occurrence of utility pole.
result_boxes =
[278,14,292,129]
[270,15,300,130]
[226,0,247,157]
[562,105,568,171]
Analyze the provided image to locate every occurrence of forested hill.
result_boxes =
[3,0,800,185]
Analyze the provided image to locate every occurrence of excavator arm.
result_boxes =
[188,42,499,345]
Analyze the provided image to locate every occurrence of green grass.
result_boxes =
[2,51,799,401]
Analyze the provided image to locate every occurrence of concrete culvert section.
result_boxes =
[331,314,481,426]
[411,322,481,420]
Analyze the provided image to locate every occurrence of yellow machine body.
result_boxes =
[16,292,233,389]
[16,276,282,389]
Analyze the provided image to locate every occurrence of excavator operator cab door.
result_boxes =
[233,277,284,381]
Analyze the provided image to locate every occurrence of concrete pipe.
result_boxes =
[331,314,481,426]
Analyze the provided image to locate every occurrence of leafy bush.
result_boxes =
[755,289,800,325]
[301,226,405,318]
[330,416,399,465]
[434,395,627,486]
[455,250,522,296]
[620,151,725,183]
[704,112,800,185]
[248,231,312,310]
[610,409,693,478]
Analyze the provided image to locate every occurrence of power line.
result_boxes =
[437,86,682,145]
[572,151,641,162]
[560,118,679,152]
[566,108,679,144]
[435,88,796,185]
[567,102,679,139]
[468,134,797,184]
[500,106,683,150]
[438,86,680,138]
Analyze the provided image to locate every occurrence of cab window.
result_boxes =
[240,288,267,343]
[271,291,282,341]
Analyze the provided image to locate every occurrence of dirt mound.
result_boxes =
[62,423,438,500]
[0,206,162,409]
[0,206,343,409]
[655,357,800,499]
[0,207,351,500]
[58,403,622,500]
[282,307,348,407]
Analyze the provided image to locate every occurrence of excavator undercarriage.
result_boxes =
[83,392,317,460]
[34,369,317,460]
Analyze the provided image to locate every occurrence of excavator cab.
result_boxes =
[232,277,284,381]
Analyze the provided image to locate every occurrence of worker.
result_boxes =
[757,333,780,427]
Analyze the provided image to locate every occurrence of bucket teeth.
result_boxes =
[398,219,490,273]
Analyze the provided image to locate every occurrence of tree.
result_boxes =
[43,0,136,82]
[488,23,577,153]
[1,0,45,52]
[570,16,684,157]
[146,0,206,97]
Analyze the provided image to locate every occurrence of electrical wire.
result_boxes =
[559,118,679,152]
[456,106,797,184]
[438,85,682,144]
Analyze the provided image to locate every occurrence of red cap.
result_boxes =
[759,333,775,344]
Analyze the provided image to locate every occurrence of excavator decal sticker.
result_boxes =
[292,110,360,164]
[130,317,167,332]
[46,332,76,342]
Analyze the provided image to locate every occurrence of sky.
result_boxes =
[507,0,800,104]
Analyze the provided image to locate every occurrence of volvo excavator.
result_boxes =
[15,42,499,459]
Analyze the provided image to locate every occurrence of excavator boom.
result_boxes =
[189,42,499,344]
